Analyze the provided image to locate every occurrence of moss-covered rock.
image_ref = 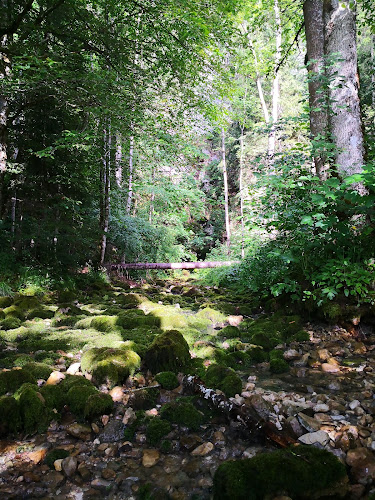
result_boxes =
[1,316,22,330]
[0,368,36,395]
[80,347,140,386]
[67,384,98,415]
[23,362,53,380]
[27,308,54,320]
[217,325,241,338]
[84,392,114,419]
[130,387,159,411]
[160,399,204,431]
[294,330,310,342]
[117,310,160,329]
[269,358,289,374]
[0,395,21,436]
[90,315,118,332]
[213,445,347,500]
[144,330,190,373]
[0,297,12,308]
[155,371,179,390]
[196,307,227,327]
[17,384,52,434]
[3,305,24,320]
[40,384,65,411]
[205,364,242,397]
[59,374,95,393]
[45,448,70,469]
[146,418,172,445]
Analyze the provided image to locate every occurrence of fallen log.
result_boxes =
[183,375,297,448]
[109,261,239,270]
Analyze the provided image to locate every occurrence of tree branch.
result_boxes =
[0,0,34,37]
[275,21,305,74]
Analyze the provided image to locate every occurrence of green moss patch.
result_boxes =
[0,395,21,436]
[45,449,70,469]
[160,399,204,431]
[144,330,190,373]
[67,384,98,414]
[155,371,179,390]
[17,384,52,434]
[270,358,290,374]
[146,418,172,446]
[0,368,36,395]
[1,316,22,330]
[205,364,242,397]
[213,445,347,500]
[23,362,53,380]
[84,392,113,419]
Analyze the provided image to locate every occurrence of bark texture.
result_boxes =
[324,0,365,183]
[303,0,329,180]
[111,261,239,270]
[100,124,111,265]
[221,127,231,254]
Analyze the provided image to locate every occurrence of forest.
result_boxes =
[0,0,375,499]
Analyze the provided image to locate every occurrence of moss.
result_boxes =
[217,326,241,338]
[84,392,114,419]
[269,358,290,374]
[196,307,227,326]
[131,387,159,411]
[269,349,284,361]
[0,297,12,308]
[251,332,279,350]
[294,330,310,342]
[60,374,95,393]
[18,385,52,434]
[160,439,172,454]
[144,330,190,373]
[146,418,172,446]
[155,371,179,390]
[40,384,65,411]
[23,362,53,380]
[34,351,60,364]
[117,310,160,329]
[224,351,254,370]
[3,305,24,320]
[246,346,268,363]
[12,354,34,367]
[90,315,118,332]
[205,364,242,397]
[0,368,36,395]
[13,382,39,399]
[67,384,98,415]
[160,399,204,431]
[0,395,21,436]
[321,302,342,322]
[1,316,22,330]
[213,445,347,500]
[45,449,70,469]
[81,347,140,386]
[27,308,54,320]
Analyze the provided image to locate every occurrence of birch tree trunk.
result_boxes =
[221,127,231,254]
[115,133,122,188]
[239,126,245,259]
[100,124,111,265]
[247,36,270,124]
[303,0,330,180]
[324,0,365,189]
[0,28,10,217]
[371,35,375,107]
[267,0,282,165]
[126,132,134,215]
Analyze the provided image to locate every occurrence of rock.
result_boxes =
[142,449,160,467]
[122,407,136,425]
[180,434,203,452]
[348,400,361,410]
[212,431,225,447]
[298,430,330,446]
[109,386,124,402]
[191,442,214,456]
[321,363,341,373]
[347,447,375,483]
[66,363,80,375]
[66,423,92,440]
[313,403,329,413]
[43,471,64,489]
[346,447,374,467]
[101,467,116,480]
[24,472,41,482]
[297,412,321,432]
[246,394,273,420]
[46,371,65,385]
[283,349,300,361]
[61,456,77,477]
[77,463,91,481]
[54,459,63,471]
[91,423,99,433]
[317,349,330,362]
[91,478,112,491]
[99,419,125,442]
[228,315,243,327]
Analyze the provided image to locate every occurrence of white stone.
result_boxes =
[298,430,330,446]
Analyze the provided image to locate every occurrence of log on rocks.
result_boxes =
[183,375,297,448]
[109,261,239,271]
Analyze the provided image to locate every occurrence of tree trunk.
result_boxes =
[248,36,270,124]
[221,127,230,254]
[324,0,365,189]
[111,261,239,270]
[100,124,111,266]
[0,30,10,217]
[267,0,282,165]
[239,125,245,259]
[303,0,330,180]
[371,34,375,107]
[149,166,155,224]
[115,133,122,188]
[126,133,134,215]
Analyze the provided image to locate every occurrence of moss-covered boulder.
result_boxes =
[59,374,95,392]
[213,446,347,500]
[67,384,98,415]
[218,326,241,338]
[269,358,290,374]
[40,384,65,411]
[80,347,140,386]
[0,297,12,308]
[3,305,24,320]
[117,310,159,329]
[205,364,242,397]
[23,362,53,380]
[196,307,227,327]
[160,399,204,431]
[155,371,179,390]
[90,315,118,332]
[243,314,303,349]
[0,368,36,395]
[144,330,190,373]
[146,418,172,446]
[84,392,114,419]
[16,384,52,434]
[26,308,54,320]
[1,316,22,330]
[0,395,21,436]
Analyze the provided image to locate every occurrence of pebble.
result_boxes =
[46,371,65,385]
[91,478,112,491]
[66,362,80,375]
[66,423,92,440]
[321,363,341,373]
[61,456,77,477]
[298,430,330,446]
[313,403,329,413]
[142,449,160,467]
[191,442,214,456]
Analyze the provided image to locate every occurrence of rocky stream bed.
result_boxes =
[0,278,375,499]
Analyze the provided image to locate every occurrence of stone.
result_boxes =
[109,386,124,402]
[46,371,65,385]
[91,478,112,491]
[77,463,91,481]
[66,363,81,375]
[348,400,361,410]
[54,459,63,471]
[61,456,77,477]
[313,403,329,413]
[99,419,125,442]
[346,447,374,467]
[122,407,136,425]
[66,423,92,440]
[246,394,273,421]
[142,449,160,468]
[102,468,116,480]
[297,412,321,432]
[283,349,300,361]
[24,472,41,482]
[180,434,203,452]
[228,315,243,327]
[321,363,341,373]
[43,471,64,489]
[190,442,214,456]
[212,431,225,447]
[317,349,330,362]
[298,430,330,446]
